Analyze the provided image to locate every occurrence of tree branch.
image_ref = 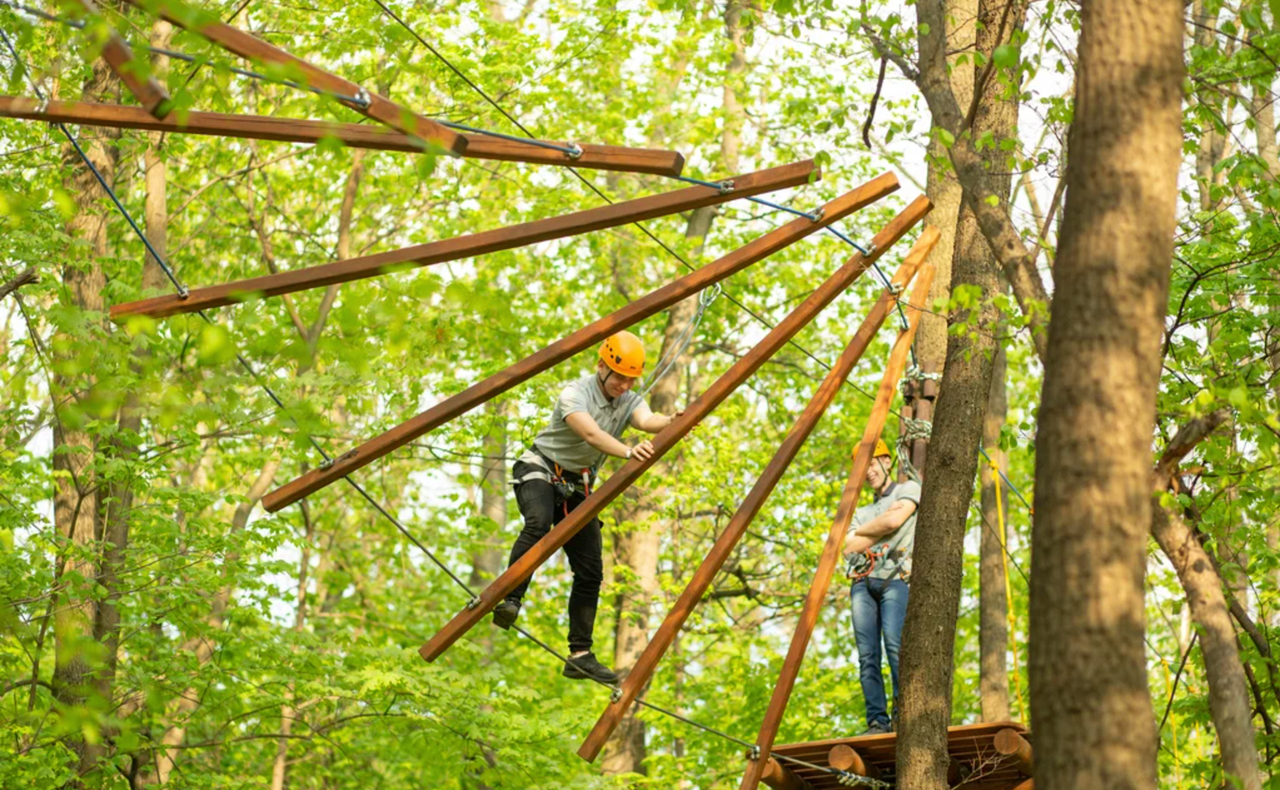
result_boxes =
[0,267,38,302]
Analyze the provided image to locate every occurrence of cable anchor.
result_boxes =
[353,87,372,108]
[566,142,584,160]
[465,596,481,610]
[717,179,736,195]
[808,206,825,223]
[610,686,622,703]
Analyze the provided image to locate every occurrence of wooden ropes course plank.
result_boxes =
[416,195,932,664]
[123,0,467,154]
[260,172,898,513]
[109,160,817,320]
[0,96,687,175]
[578,194,918,762]
[737,230,939,790]
[69,0,172,118]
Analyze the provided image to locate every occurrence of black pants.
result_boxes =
[507,461,603,653]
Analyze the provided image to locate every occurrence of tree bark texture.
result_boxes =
[1150,503,1261,790]
[915,0,976,371]
[1027,1,1183,787]
[979,344,1011,722]
[53,51,121,777]
[895,1,1023,786]
[604,3,746,775]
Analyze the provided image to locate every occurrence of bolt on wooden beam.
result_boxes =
[124,0,467,154]
[67,0,172,118]
[416,196,932,664]
[738,230,940,790]
[0,96,687,175]
[109,160,817,320]
[261,173,898,513]
[577,204,916,762]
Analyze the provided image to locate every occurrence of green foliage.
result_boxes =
[1,0,1277,786]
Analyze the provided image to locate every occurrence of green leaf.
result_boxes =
[992,43,1019,68]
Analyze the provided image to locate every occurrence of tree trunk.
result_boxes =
[270,503,314,790]
[1150,503,1261,790]
[153,458,280,784]
[979,344,1010,722]
[469,399,507,790]
[895,1,1024,786]
[1027,0,1183,787]
[914,0,977,371]
[53,50,121,778]
[603,2,745,775]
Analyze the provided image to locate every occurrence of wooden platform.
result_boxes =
[770,721,1032,789]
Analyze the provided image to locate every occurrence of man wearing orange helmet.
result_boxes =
[842,437,920,734]
[493,330,681,685]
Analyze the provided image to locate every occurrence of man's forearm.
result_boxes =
[855,515,904,538]
[583,430,631,459]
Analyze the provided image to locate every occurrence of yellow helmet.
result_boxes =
[599,331,645,377]
[873,438,892,459]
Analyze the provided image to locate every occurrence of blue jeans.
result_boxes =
[850,577,909,728]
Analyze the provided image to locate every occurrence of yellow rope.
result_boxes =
[993,461,1028,722]
[1160,654,1182,787]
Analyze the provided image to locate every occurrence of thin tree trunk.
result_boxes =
[603,2,744,775]
[469,399,507,789]
[1151,503,1261,790]
[979,344,1010,722]
[1027,0,1183,786]
[153,458,281,784]
[894,1,1023,786]
[270,503,314,790]
[53,49,121,778]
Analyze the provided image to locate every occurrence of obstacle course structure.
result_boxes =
[0,1,1027,785]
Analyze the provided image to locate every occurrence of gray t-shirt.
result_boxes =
[852,480,921,580]
[517,373,643,485]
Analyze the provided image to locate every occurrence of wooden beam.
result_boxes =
[577,186,907,760]
[68,0,172,118]
[827,744,881,782]
[1011,780,1034,790]
[417,196,932,664]
[759,757,815,790]
[109,160,817,320]
[737,230,941,790]
[0,96,686,175]
[994,728,1034,776]
[262,174,898,513]
[125,0,467,154]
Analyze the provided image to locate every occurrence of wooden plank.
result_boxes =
[737,229,941,790]
[994,728,1034,776]
[68,0,172,117]
[109,160,816,320]
[416,196,932,664]
[0,95,686,175]
[125,0,467,154]
[1011,780,1034,790]
[263,173,897,512]
[577,187,907,760]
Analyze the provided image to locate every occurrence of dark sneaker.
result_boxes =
[859,721,892,736]
[562,651,619,685]
[492,599,521,630]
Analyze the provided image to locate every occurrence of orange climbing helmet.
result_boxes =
[599,331,646,378]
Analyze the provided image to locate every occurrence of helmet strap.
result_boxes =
[597,369,616,401]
